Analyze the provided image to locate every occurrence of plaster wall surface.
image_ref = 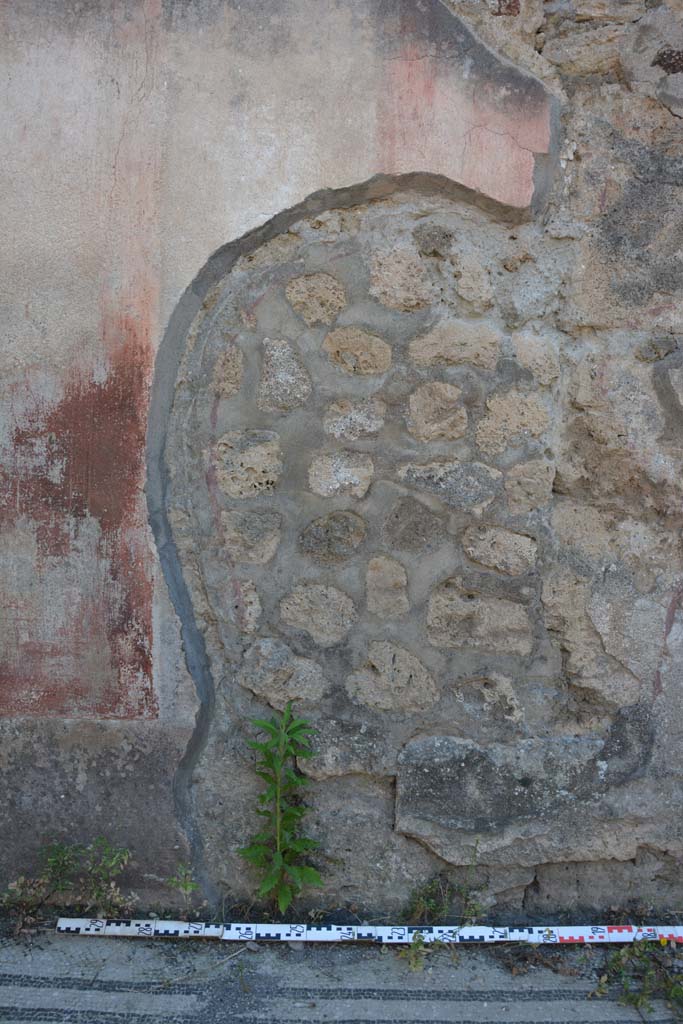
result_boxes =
[1,0,682,915]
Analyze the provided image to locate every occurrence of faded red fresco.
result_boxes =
[0,0,161,719]
[376,10,551,209]
[0,318,157,719]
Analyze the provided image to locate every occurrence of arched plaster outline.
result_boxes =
[146,171,552,894]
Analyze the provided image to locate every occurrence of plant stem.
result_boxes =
[275,728,286,855]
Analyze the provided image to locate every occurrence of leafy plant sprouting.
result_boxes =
[166,863,200,914]
[1,842,81,933]
[1,837,133,932]
[592,939,683,1019]
[238,704,322,914]
[79,837,133,916]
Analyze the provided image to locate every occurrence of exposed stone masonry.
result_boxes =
[166,188,683,915]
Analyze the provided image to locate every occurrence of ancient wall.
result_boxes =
[2,0,682,916]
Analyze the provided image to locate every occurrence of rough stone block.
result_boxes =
[407,381,468,442]
[382,496,446,552]
[505,460,555,514]
[212,430,282,499]
[366,555,409,618]
[476,390,549,455]
[369,248,433,310]
[323,398,385,440]
[299,510,366,563]
[280,583,357,646]
[409,319,502,370]
[427,578,534,655]
[285,272,347,326]
[238,637,330,709]
[308,450,374,498]
[346,642,438,711]
[220,509,282,564]
[257,338,312,412]
[398,459,502,512]
[322,326,392,375]
[462,525,537,575]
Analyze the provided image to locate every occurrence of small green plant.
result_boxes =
[1,836,134,930]
[398,933,458,972]
[593,940,683,1018]
[238,703,322,914]
[400,931,430,971]
[79,837,133,916]
[166,863,199,914]
[403,876,456,925]
[1,841,82,932]
[403,844,482,930]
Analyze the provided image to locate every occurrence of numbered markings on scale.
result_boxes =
[432,927,461,944]
[55,918,683,945]
[153,920,199,938]
[252,924,289,942]
[56,918,106,935]
[306,925,357,942]
[557,928,587,944]
[375,926,410,944]
[103,920,155,938]
[222,924,257,942]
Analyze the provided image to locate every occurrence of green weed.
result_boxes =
[238,703,322,915]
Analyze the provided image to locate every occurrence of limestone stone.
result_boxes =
[407,382,468,442]
[323,398,385,440]
[409,319,502,370]
[587,581,666,685]
[280,583,357,646]
[308,451,374,498]
[413,222,454,258]
[256,338,312,412]
[346,642,438,711]
[395,734,606,867]
[462,525,537,576]
[505,460,555,514]
[464,673,523,724]
[238,637,330,709]
[451,251,493,311]
[299,510,366,563]
[511,331,560,386]
[551,502,614,560]
[382,497,445,552]
[541,571,641,707]
[322,326,392,375]
[300,717,396,780]
[220,509,281,564]
[366,555,409,618]
[285,272,346,326]
[475,390,549,456]
[369,248,433,310]
[304,776,440,914]
[212,342,244,397]
[427,579,534,655]
[212,430,282,499]
[225,579,261,634]
[398,459,502,513]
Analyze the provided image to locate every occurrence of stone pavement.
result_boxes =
[0,929,678,1024]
